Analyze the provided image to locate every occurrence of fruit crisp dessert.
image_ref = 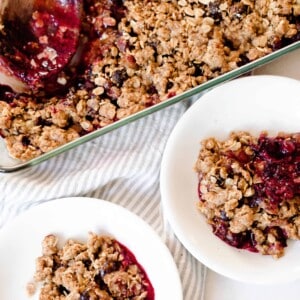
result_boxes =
[27,232,154,299]
[1,0,300,161]
[194,131,300,258]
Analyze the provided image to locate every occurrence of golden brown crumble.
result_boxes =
[27,232,153,300]
[195,131,300,258]
[1,0,300,160]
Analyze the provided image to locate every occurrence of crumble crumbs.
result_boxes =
[1,0,300,160]
[27,232,154,300]
[194,131,300,258]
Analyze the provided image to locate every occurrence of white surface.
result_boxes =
[254,48,300,80]
[0,197,182,300]
[160,75,300,285]
[205,271,300,300]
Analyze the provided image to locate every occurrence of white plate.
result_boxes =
[0,197,182,300]
[160,75,300,285]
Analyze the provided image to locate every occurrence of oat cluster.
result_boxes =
[27,233,152,299]
[1,0,300,160]
[195,131,300,258]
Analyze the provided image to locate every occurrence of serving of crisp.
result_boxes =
[27,232,154,300]
[194,131,300,258]
[1,0,300,161]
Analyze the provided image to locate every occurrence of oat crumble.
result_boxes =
[1,0,300,160]
[194,131,300,258]
[27,232,154,300]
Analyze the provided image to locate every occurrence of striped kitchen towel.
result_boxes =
[0,99,206,300]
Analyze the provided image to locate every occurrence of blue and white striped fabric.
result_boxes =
[0,99,206,300]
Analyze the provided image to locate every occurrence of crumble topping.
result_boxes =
[27,232,154,300]
[1,0,300,161]
[194,131,300,258]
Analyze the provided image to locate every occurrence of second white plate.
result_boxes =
[0,197,182,299]
[160,75,300,284]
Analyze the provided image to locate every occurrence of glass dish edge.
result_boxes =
[1,41,300,172]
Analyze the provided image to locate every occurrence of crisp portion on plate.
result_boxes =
[0,197,182,299]
[195,131,300,259]
[160,75,300,284]
[27,232,154,299]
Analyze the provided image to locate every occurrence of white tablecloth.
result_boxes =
[1,48,300,300]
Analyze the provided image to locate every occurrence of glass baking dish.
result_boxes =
[1,40,300,172]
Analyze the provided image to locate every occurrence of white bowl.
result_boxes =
[160,75,300,284]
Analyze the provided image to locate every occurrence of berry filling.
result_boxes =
[252,134,300,211]
[117,241,155,300]
[0,0,81,92]
[212,217,258,252]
